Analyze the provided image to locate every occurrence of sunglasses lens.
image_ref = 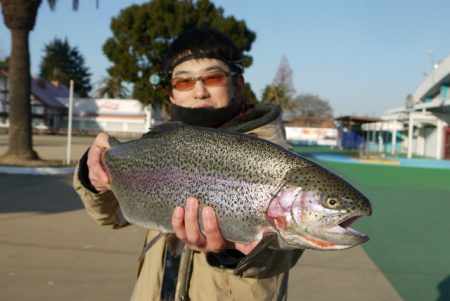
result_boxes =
[172,78,195,91]
[171,72,230,91]
[203,73,227,86]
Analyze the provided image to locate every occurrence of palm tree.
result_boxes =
[96,76,130,99]
[261,83,295,112]
[0,0,82,161]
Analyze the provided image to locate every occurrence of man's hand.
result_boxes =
[172,197,260,255]
[87,132,111,192]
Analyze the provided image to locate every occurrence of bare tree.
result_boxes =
[261,55,296,112]
[273,55,295,97]
[293,93,333,118]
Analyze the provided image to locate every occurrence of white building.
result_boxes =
[284,117,338,146]
[363,54,450,160]
[0,72,68,129]
[285,126,337,146]
[0,71,153,136]
[57,97,152,136]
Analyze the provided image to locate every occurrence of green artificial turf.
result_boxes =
[313,160,450,301]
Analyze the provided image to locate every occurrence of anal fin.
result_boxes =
[166,233,185,257]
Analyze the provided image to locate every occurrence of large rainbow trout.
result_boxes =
[103,123,372,269]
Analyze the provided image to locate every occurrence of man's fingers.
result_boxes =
[87,149,110,189]
[87,132,112,191]
[173,197,228,253]
[90,178,111,191]
[94,132,111,149]
[172,206,187,241]
[184,197,206,247]
[202,206,226,252]
[88,148,108,181]
[96,166,110,185]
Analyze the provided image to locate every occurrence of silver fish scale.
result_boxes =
[104,124,311,241]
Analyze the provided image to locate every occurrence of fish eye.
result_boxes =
[326,197,340,209]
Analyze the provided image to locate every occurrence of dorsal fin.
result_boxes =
[108,136,121,147]
[142,121,187,138]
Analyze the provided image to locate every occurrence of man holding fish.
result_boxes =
[74,28,371,301]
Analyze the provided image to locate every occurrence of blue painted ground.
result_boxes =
[311,153,450,169]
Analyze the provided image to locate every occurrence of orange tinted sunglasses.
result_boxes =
[170,71,236,91]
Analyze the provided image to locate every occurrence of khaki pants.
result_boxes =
[130,231,290,301]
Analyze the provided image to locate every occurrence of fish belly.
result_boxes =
[110,167,277,243]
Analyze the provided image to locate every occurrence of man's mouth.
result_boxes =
[192,103,214,109]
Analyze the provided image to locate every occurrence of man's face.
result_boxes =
[169,58,243,109]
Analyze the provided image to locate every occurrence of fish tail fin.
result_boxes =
[138,232,163,261]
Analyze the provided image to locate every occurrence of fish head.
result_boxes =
[267,163,372,250]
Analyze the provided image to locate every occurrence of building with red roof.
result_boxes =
[0,71,72,130]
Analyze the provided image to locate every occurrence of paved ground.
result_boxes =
[0,134,94,163]
[0,135,403,300]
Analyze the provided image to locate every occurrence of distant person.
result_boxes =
[73,28,303,300]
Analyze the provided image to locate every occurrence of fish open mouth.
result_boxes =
[339,216,359,228]
[299,214,370,250]
[337,215,368,239]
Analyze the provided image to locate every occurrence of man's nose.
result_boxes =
[193,80,210,99]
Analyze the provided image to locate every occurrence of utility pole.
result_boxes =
[66,80,74,165]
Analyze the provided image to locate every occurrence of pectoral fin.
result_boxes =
[138,232,163,261]
[234,232,277,276]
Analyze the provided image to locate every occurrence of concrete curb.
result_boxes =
[0,165,75,175]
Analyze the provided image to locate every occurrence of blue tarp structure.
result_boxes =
[335,116,381,150]
[341,130,366,149]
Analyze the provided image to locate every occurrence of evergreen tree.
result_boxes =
[39,37,92,97]
[102,0,256,107]
[242,83,257,104]
[0,56,9,71]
